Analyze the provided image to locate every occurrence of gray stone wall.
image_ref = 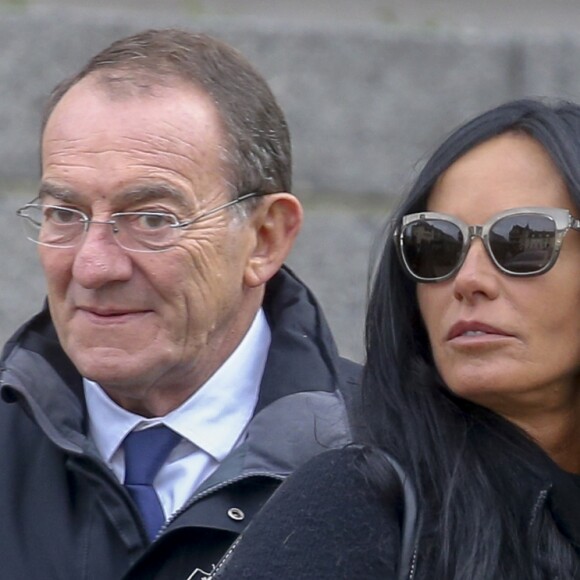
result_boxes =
[2,11,580,195]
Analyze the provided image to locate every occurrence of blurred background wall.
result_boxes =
[2,0,580,361]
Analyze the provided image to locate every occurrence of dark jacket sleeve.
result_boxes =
[213,446,403,579]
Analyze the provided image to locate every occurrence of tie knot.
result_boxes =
[123,425,181,486]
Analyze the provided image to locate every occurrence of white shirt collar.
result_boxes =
[84,308,271,466]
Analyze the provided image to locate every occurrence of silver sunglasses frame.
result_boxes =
[396,206,580,283]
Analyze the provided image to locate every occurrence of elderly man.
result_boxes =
[0,29,357,579]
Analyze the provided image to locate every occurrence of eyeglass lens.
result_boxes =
[38,206,84,246]
[19,205,179,252]
[401,213,557,279]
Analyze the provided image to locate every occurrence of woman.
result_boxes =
[210,99,580,579]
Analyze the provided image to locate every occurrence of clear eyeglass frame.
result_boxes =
[16,191,265,253]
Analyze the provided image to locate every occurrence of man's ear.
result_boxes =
[244,193,303,288]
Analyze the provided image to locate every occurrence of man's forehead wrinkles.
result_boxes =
[109,133,216,173]
[44,135,86,145]
[127,129,209,149]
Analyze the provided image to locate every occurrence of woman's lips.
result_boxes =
[447,321,513,341]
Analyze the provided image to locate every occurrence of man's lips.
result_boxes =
[76,306,151,319]
[447,321,513,341]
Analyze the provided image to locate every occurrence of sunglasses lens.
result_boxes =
[401,219,464,280]
[489,214,555,274]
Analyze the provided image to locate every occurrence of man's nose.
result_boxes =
[71,222,133,289]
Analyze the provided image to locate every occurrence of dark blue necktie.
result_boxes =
[123,425,181,541]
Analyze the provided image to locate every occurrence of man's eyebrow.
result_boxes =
[38,182,77,202]
[37,182,193,212]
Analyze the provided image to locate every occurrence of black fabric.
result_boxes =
[1,305,83,403]
[540,459,580,555]
[0,266,358,580]
[126,478,281,580]
[257,267,342,411]
[485,433,580,559]
[211,446,405,579]
[212,444,580,580]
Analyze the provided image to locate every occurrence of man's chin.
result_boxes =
[67,345,151,386]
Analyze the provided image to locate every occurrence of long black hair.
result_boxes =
[363,99,580,579]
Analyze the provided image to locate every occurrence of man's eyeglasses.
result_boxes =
[16,192,265,253]
[396,206,580,283]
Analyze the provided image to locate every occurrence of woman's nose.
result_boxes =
[452,238,500,303]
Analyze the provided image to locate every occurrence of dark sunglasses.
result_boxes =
[396,207,580,283]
